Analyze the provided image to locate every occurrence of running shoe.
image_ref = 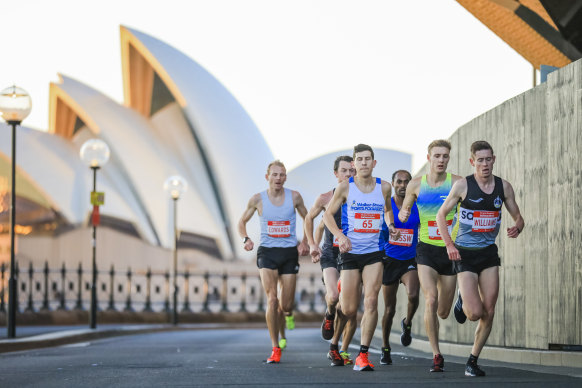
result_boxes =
[380,347,392,365]
[454,289,467,324]
[285,315,295,330]
[321,312,335,340]
[465,361,485,377]
[278,338,287,350]
[266,347,281,363]
[430,354,444,372]
[353,352,374,371]
[340,351,353,365]
[327,349,344,366]
[400,318,412,347]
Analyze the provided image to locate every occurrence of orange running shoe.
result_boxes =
[267,347,281,363]
[353,352,374,371]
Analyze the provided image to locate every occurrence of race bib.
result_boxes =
[389,228,414,247]
[472,211,499,232]
[267,220,291,237]
[427,220,452,240]
[354,213,381,233]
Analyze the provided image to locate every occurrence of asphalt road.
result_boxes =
[0,327,580,387]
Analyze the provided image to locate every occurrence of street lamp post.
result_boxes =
[164,176,187,325]
[0,86,32,338]
[80,139,110,329]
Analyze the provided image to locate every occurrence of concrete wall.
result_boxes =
[387,59,582,350]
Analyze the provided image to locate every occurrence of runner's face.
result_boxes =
[427,147,450,174]
[354,151,376,178]
[266,165,287,189]
[470,149,495,178]
[392,172,410,198]
[334,161,355,182]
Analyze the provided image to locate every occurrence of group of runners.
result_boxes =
[237,140,524,377]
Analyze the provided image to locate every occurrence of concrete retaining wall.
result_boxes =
[387,58,582,350]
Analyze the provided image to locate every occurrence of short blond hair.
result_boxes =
[266,160,286,175]
[427,139,451,154]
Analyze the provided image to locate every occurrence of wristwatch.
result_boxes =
[243,236,250,244]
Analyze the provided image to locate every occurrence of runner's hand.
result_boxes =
[338,235,352,254]
[309,243,321,263]
[398,206,411,223]
[388,224,401,241]
[297,241,309,256]
[244,238,254,251]
[445,243,461,261]
[507,226,520,238]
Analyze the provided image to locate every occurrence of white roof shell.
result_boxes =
[121,26,274,259]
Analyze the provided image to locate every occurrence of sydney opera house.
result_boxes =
[0,27,410,270]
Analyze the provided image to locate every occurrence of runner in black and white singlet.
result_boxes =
[437,141,524,377]
[379,170,420,366]
[323,144,400,372]
[304,155,358,366]
[238,160,309,364]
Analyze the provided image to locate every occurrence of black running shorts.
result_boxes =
[453,244,500,274]
[338,250,384,272]
[257,246,300,275]
[382,257,417,286]
[416,241,455,276]
[320,247,340,271]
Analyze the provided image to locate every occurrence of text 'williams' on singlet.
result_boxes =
[341,177,385,255]
[455,175,505,248]
[383,198,420,260]
[417,173,458,247]
[259,188,297,248]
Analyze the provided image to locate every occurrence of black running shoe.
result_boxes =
[454,290,467,324]
[465,361,485,377]
[400,318,412,347]
[328,349,344,366]
[321,312,335,340]
[430,354,444,372]
[380,347,392,365]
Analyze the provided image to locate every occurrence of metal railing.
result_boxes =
[0,262,327,314]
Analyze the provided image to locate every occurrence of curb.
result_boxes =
[376,329,582,369]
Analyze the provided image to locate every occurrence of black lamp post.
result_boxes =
[0,85,32,339]
[79,139,110,329]
[164,175,187,325]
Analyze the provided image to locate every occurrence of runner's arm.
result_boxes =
[293,191,310,256]
[314,219,325,246]
[382,181,400,240]
[437,178,466,261]
[323,181,351,253]
[238,194,260,251]
[304,194,326,246]
[502,180,525,238]
[399,177,420,222]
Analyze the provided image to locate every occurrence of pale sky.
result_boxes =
[2,0,535,174]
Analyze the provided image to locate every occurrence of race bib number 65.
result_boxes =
[354,213,381,233]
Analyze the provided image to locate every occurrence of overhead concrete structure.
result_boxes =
[456,0,582,68]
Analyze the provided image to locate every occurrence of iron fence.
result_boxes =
[0,262,327,314]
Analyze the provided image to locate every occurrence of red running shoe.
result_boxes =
[353,352,374,371]
[267,347,281,363]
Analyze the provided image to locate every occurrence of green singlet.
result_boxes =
[416,173,458,246]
